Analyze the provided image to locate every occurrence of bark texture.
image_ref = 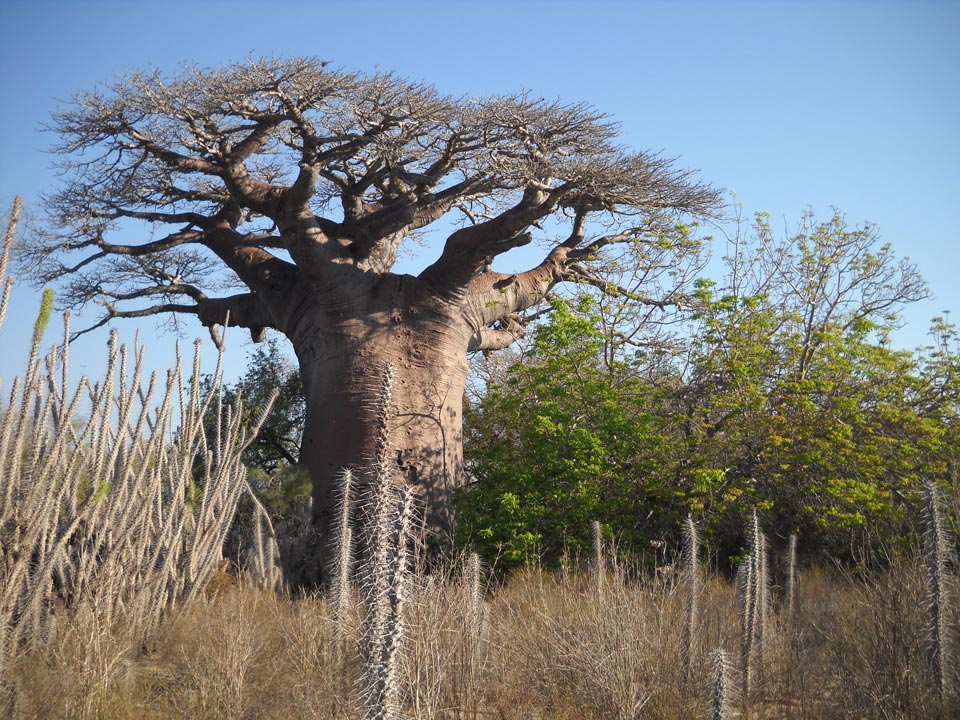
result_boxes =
[292,274,471,558]
[27,58,721,584]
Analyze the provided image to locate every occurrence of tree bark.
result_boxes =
[288,271,471,584]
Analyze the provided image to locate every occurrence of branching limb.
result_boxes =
[421,184,572,297]
[467,318,525,352]
[462,246,570,327]
[202,219,298,293]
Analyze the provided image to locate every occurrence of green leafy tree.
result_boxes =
[222,340,306,475]
[201,339,309,508]
[459,298,679,569]
[915,314,960,525]
[681,210,938,561]
[462,209,953,570]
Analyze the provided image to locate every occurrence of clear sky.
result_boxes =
[1,0,958,388]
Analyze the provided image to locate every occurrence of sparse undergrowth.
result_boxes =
[2,558,958,720]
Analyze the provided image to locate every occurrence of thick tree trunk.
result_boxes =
[288,273,470,584]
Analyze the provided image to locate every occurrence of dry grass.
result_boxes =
[2,558,957,720]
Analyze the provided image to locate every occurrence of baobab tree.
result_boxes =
[24,57,720,581]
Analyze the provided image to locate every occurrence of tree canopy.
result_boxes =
[23,56,720,346]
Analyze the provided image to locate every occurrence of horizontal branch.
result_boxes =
[38,228,205,282]
[467,318,525,352]
[71,301,200,341]
[99,205,208,227]
[100,282,207,304]
[195,293,274,333]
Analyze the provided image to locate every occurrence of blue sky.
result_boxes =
[1,0,958,387]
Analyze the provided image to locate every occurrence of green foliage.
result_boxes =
[246,463,312,518]
[30,287,54,354]
[460,210,956,570]
[221,340,305,474]
[458,298,679,570]
[682,212,944,561]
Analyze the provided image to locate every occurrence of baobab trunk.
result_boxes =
[289,272,471,584]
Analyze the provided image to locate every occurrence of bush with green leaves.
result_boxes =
[458,297,681,569]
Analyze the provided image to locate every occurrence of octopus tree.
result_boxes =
[25,58,720,581]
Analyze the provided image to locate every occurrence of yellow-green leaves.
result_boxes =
[30,288,54,355]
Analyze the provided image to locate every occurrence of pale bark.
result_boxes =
[288,274,470,580]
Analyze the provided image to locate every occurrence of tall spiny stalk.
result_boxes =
[463,551,487,641]
[785,533,798,617]
[591,519,605,599]
[331,468,356,637]
[358,363,414,720]
[708,648,735,720]
[246,488,283,591]
[756,531,769,634]
[739,509,768,696]
[456,550,488,710]
[0,309,274,672]
[681,513,701,681]
[922,480,957,704]
[0,196,20,333]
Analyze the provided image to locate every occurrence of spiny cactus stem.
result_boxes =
[681,513,701,681]
[591,519,605,599]
[331,468,355,632]
[710,648,735,720]
[786,533,798,617]
[923,480,956,704]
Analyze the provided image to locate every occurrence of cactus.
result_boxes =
[358,364,415,720]
[463,551,487,641]
[0,196,20,332]
[591,519,605,599]
[708,648,735,720]
[331,468,356,637]
[922,480,957,704]
[739,509,768,695]
[681,513,701,681]
[785,533,798,617]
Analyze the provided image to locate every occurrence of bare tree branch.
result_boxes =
[27,57,721,349]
